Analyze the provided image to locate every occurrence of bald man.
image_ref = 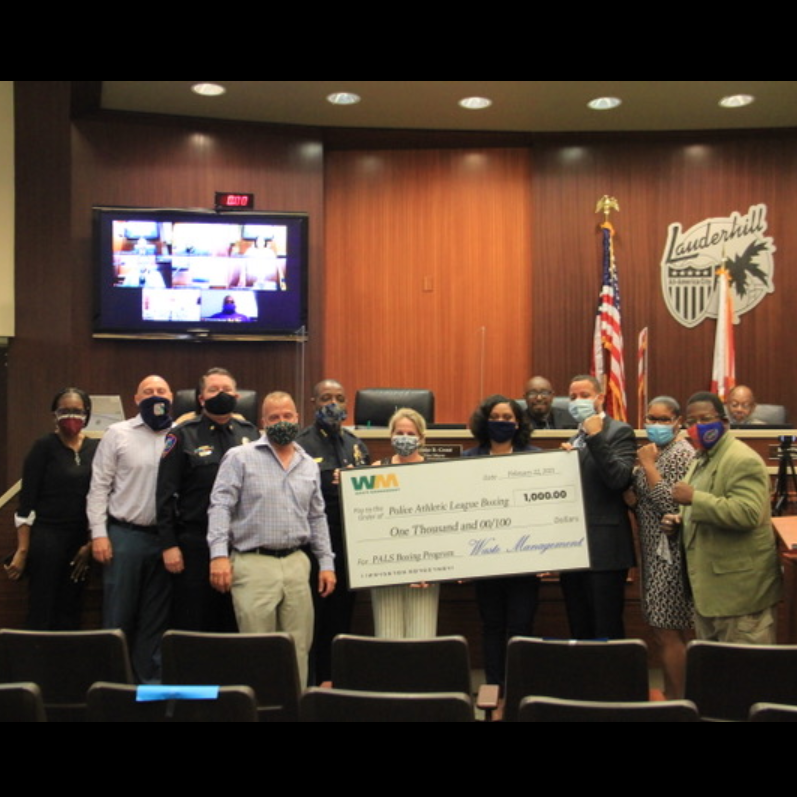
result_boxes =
[726,385,764,426]
[88,375,174,683]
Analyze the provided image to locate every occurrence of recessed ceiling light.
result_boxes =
[192,83,226,98]
[719,94,755,109]
[459,96,492,110]
[327,92,361,106]
[587,96,622,111]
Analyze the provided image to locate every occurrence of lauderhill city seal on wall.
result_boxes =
[661,204,776,328]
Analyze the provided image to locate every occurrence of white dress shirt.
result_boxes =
[87,415,171,538]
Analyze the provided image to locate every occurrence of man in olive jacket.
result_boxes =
[669,392,781,644]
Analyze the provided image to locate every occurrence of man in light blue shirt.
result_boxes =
[208,391,335,686]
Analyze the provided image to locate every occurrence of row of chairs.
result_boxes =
[0,628,299,722]
[0,681,262,722]
[4,628,797,721]
[7,679,797,722]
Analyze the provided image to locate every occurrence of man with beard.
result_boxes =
[523,376,577,430]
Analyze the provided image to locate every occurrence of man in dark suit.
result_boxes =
[296,379,370,684]
[524,376,577,430]
[559,374,636,639]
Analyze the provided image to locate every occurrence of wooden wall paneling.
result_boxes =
[7,83,325,489]
[8,82,75,483]
[532,132,797,422]
[324,148,533,424]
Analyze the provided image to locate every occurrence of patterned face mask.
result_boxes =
[316,403,347,428]
[266,421,300,446]
[391,435,420,457]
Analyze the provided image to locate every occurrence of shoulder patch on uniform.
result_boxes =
[162,434,178,458]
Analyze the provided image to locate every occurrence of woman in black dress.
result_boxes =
[5,388,98,629]
[463,395,541,690]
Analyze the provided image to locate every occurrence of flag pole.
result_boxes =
[710,249,736,402]
[591,196,620,396]
[591,196,628,423]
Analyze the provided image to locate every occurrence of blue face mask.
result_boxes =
[488,420,517,444]
[645,424,677,447]
[316,402,347,429]
[568,399,596,424]
[688,420,725,451]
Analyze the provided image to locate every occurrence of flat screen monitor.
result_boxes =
[93,207,308,341]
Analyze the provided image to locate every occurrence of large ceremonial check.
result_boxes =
[340,449,590,589]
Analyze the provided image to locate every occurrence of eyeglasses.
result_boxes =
[645,416,677,425]
[526,390,554,399]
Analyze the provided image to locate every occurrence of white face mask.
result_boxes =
[391,435,420,457]
[568,399,597,424]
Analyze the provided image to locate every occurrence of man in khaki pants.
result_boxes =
[207,392,336,686]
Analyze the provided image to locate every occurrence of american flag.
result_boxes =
[591,221,628,422]
[710,264,736,401]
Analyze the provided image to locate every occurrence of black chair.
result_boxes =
[354,388,435,427]
[0,682,47,722]
[300,687,474,722]
[517,696,699,722]
[748,404,788,425]
[0,629,134,722]
[331,634,472,695]
[86,682,258,722]
[501,637,650,723]
[749,702,797,722]
[172,388,259,426]
[161,630,301,722]
[685,640,797,722]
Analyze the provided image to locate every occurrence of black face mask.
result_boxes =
[204,391,237,416]
[139,396,172,431]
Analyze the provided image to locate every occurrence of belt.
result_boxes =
[109,517,158,535]
[239,546,300,559]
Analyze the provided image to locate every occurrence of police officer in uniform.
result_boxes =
[157,367,257,631]
[297,379,370,684]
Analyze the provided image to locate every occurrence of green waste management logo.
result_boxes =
[350,473,400,493]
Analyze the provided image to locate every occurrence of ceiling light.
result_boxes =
[459,96,492,110]
[719,94,755,109]
[327,92,361,106]
[192,83,226,98]
[587,97,622,111]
